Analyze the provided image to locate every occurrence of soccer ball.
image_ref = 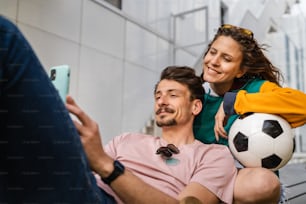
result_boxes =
[228,113,295,171]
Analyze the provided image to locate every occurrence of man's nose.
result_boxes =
[157,95,168,106]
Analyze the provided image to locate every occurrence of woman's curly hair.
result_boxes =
[203,25,283,86]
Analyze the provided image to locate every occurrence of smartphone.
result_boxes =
[50,65,70,102]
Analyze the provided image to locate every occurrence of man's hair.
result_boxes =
[155,66,204,102]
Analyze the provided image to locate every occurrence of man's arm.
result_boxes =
[179,183,219,204]
[66,96,219,203]
[110,169,178,203]
[66,96,178,204]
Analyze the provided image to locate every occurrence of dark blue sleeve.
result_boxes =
[223,92,237,115]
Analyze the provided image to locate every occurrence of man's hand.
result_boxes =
[65,96,113,174]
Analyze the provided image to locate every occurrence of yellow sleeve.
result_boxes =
[234,81,306,128]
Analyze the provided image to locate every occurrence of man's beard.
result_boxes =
[155,107,177,127]
[156,118,177,127]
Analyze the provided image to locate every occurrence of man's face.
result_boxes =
[154,79,195,127]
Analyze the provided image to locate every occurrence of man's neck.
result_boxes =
[161,125,195,146]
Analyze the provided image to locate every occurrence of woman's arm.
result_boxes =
[233,81,306,128]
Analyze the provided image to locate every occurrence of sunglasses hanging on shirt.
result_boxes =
[156,144,180,159]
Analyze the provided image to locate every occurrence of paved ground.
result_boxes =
[279,163,306,203]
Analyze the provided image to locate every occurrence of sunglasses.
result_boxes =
[221,24,254,38]
[156,144,180,159]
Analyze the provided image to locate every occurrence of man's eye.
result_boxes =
[209,49,217,55]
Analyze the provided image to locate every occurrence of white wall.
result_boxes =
[0,0,209,142]
[1,0,305,150]
[0,0,152,142]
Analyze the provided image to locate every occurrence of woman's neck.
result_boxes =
[209,82,232,96]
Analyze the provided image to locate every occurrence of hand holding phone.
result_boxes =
[50,65,70,102]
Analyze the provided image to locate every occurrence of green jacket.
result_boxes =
[193,79,265,145]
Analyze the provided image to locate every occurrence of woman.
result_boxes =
[194,24,306,203]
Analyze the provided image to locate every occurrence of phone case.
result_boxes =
[50,65,70,102]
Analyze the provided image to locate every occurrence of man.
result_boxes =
[0,15,236,203]
[67,66,237,203]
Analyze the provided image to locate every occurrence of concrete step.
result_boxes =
[279,163,306,203]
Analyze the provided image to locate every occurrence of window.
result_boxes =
[103,0,121,9]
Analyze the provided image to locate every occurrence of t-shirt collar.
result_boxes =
[203,82,220,97]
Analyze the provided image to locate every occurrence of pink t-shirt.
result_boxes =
[95,133,237,203]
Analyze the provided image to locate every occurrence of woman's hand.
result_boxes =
[214,102,228,141]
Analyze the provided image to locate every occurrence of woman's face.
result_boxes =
[203,36,246,93]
